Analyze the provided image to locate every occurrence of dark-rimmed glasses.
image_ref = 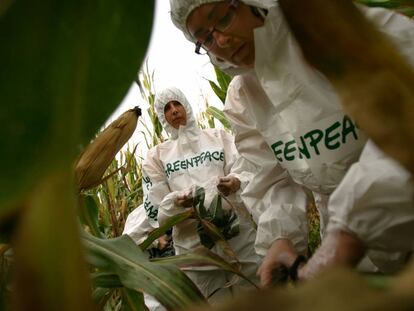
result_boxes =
[194,0,239,55]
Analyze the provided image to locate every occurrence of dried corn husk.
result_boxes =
[75,107,141,191]
[279,0,414,174]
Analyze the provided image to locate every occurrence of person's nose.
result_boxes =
[213,31,231,48]
[171,106,179,115]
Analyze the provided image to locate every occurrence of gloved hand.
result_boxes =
[157,234,172,251]
[217,176,241,196]
[298,230,365,280]
[257,238,299,288]
[174,192,193,208]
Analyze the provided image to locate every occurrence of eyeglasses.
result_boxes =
[195,0,239,55]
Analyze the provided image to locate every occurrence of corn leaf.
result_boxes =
[214,66,232,93]
[79,194,105,239]
[152,247,258,288]
[1,0,154,309]
[121,288,147,311]
[139,210,194,251]
[83,232,206,310]
[92,272,123,289]
[0,0,153,218]
[13,170,95,310]
[92,287,115,310]
[208,80,227,104]
[205,107,231,130]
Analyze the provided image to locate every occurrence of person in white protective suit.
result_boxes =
[169,0,414,284]
[141,87,261,303]
[123,205,170,311]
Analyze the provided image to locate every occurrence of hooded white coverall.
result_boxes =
[169,0,414,273]
[123,204,155,245]
[141,87,260,302]
[123,205,167,311]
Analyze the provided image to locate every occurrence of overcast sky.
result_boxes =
[108,0,223,154]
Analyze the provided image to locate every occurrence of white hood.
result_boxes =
[169,0,274,43]
[154,87,200,140]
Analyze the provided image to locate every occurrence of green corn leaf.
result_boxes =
[209,194,225,227]
[92,287,115,310]
[121,288,147,311]
[92,272,123,288]
[13,170,95,310]
[153,247,258,288]
[196,221,216,249]
[139,209,194,251]
[79,194,105,239]
[83,232,206,310]
[0,0,154,219]
[208,80,227,104]
[193,186,208,219]
[214,66,232,92]
[205,107,231,130]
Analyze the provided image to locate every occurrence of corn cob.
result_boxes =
[75,107,141,191]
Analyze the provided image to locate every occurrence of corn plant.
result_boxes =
[137,63,165,147]
[204,66,233,131]
[0,1,154,310]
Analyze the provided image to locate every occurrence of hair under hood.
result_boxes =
[155,87,198,139]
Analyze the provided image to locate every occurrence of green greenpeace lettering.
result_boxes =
[271,115,359,162]
[165,150,225,178]
[144,195,158,221]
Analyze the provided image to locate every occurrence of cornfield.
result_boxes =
[2,0,414,310]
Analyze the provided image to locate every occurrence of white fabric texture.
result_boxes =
[223,4,414,271]
[142,87,261,299]
[122,204,155,245]
[327,141,414,272]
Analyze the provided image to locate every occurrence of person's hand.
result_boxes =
[298,230,365,280]
[257,239,299,288]
[217,176,241,196]
[157,234,172,251]
[174,193,193,208]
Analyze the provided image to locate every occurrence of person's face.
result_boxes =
[186,1,264,68]
[164,101,187,129]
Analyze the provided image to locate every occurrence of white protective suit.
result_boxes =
[123,205,167,311]
[141,87,261,301]
[123,204,155,245]
[169,0,414,272]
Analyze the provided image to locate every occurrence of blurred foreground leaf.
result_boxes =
[83,233,206,310]
[13,169,95,310]
[0,0,153,219]
[0,0,154,309]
